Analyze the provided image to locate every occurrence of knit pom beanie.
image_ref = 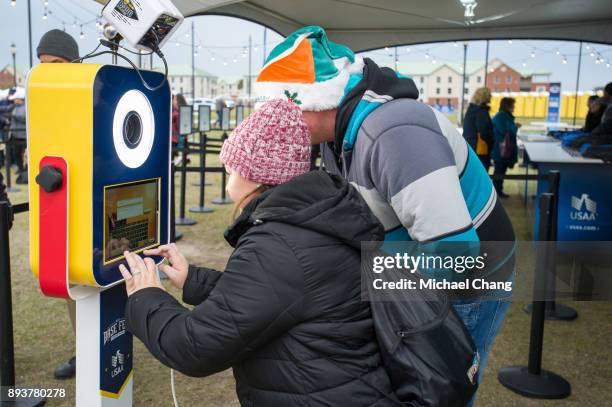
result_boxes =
[220,99,311,185]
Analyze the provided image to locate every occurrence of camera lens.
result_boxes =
[123,111,142,149]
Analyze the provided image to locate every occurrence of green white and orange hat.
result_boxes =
[254,26,364,111]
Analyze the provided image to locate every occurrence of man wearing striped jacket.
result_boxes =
[255,26,515,397]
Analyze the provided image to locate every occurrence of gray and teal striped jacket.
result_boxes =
[323,98,515,245]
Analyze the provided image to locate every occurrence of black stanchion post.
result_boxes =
[498,193,571,399]
[175,141,196,226]
[190,132,214,213]
[524,170,577,321]
[212,133,232,205]
[169,161,182,242]
[0,201,45,406]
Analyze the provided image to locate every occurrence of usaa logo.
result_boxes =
[570,194,597,221]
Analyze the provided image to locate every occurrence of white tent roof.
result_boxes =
[96,0,612,51]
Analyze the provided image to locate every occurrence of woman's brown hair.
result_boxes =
[499,97,515,113]
[230,184,271,222]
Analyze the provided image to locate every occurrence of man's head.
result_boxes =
[254,26,362,143]
[37,29,79,63]
[604,82,612,101]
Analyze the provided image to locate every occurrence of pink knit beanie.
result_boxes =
[220,99,311,186]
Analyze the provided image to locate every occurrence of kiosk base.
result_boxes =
[523,302,578,321]
[76,285,133,407]
[498,366,571,399]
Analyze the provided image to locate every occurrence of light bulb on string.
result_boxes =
[590,51,595,57]
[198,44,202,49]
[431,57,436,64]
[185,32,189,38]
[507,39,513,44]
[424,52,430,59]
[44,0,48,6]
[555,48,560,55]
[43,10,48,20]
[223,61,228,66]
[11,0,16,7]
[210,56,216,62]
[522,60,527,67]
[585,45,591,50]
[80,26,84,40]
[453,42,458,47]
[405,47,410,53]
[606,62,611,68]
[233,58,238,63]
[530,49,535,58]
[384,46,389,52]
[562,55,568,64]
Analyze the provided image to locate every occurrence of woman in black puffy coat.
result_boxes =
[120,100,398,406]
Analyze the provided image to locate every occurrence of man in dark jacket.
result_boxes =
[254,26,515,405]
[34,28,80,380]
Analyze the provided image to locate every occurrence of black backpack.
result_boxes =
[363,251,479,407]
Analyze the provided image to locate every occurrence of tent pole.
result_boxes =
[263,27,267,65]
[460,42,468,126]
[484,40,490,86]
[572,41,583,126]
[191,20,195,101]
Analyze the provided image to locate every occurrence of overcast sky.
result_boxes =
[1,0,610,91]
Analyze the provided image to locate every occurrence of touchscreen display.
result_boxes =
[104,179,159,263]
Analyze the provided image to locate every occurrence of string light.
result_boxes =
[562,55,568,64]
[210,56,215,61]
[555,48,560,55]
[11,0,16,7]
[175,42,180,47]
[223,61,228,66]
[507,39,513,44]
[405,47,411,53]
[589,51,595,57]
[384,46,389,52]
[522,60,527,67]
[79,25,84,39]
[44,0,49,6]
[453,42,458,47]
[530,49,536,58]
[585,45,591,50]
[43,10,48,20]
[424,52,430,59]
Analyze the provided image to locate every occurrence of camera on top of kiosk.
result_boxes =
[28,63,171,295]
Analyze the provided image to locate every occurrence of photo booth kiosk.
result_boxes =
[27,63,171,406]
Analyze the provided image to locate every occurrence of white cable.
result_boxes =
[171,368,180,407]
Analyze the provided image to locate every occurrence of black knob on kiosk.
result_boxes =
[36,165,63,193]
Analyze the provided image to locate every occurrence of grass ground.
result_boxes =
[4,134,610,406]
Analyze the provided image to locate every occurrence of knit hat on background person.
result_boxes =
[254,26,364,111]
[37,29,79,62]
[220,99,311,186]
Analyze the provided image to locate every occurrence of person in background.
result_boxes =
[591,82,612,136]
[463,87,494,171]
[119,99,398,406]
[492,97,520,198]
[35,28,80,380]
[7,88,27,181]
[171,93,187,164]
[0,90,13,229]
[0,88,16,169]
[583,95,606,133]
[214,96,225,128]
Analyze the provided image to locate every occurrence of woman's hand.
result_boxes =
[143,244,189,289]
[118,251,165,297]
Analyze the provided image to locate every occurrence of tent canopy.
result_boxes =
[96,0,612,51]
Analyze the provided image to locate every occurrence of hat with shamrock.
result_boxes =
[254,26,364,111]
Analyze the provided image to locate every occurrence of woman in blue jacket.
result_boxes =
[492,97,521,198]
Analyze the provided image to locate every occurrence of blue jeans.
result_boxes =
[452,298,510,406]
